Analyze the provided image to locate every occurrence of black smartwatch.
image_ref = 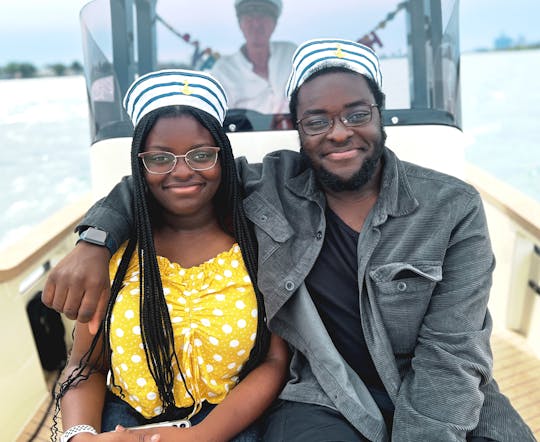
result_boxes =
[78,227,116,254]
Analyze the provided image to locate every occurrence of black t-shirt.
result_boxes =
[306,207,394,427]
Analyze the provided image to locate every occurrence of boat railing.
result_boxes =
[0,194,92,442]
[466,164,540,357]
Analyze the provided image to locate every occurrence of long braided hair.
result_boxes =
[52,105,269,436]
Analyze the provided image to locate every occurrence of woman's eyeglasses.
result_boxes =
[138,147,220,174]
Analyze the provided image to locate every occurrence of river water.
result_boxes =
[0,49,539,250]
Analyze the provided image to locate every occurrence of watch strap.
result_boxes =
[77,227,117,255]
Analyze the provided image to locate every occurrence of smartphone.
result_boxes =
[129,419,191,430]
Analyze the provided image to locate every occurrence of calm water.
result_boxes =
[0,75,91,250]
[461,49,540,199]
[1,49,539,250]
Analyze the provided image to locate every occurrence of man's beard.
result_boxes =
[301,131,386,193]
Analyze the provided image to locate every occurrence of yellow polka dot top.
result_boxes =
[108,243,258,418]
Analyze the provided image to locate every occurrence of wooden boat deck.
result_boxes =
[18,328,540,441]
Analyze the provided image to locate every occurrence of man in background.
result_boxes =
[210,0,296,114]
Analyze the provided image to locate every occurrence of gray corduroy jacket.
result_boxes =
[81,147,535,442]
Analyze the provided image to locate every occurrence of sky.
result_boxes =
[0,0,539,66]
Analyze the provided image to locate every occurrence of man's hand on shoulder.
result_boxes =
[42,241,111,334]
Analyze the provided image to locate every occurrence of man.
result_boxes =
[210,0,296,114]
[43,38,534,441]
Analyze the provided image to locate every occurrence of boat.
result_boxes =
[2,0,539,440]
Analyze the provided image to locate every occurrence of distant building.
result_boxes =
[494,33,513,50]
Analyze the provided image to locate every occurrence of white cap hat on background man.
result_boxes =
[235,0,282,19]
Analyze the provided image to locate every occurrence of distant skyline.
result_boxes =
[1,0,539,66]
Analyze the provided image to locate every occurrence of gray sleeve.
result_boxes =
[76,175,134,254]
[393,192,495,440]
[235,156,263,194]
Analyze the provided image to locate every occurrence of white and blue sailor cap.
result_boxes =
[123,69,229,127]
[285,38,382,98]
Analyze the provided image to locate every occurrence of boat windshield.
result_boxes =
[80,0,460,143]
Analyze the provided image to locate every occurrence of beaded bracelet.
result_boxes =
[60,424,98,442]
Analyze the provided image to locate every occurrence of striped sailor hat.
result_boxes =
[285,38,382,98]
[123,69,228,127]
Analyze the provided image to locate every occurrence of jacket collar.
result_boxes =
[371,147,419,226]
[286,157,326,206]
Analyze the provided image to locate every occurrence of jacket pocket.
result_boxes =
[368,262,442,354]
[243,192,294,262]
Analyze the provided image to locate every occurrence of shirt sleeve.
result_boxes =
[76,175,134,255]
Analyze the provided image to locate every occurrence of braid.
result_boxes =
[128,111,193,410]
[133,106,269,391]
[53,105,269,436]
[193,109,270,378]
[52,230,134,440]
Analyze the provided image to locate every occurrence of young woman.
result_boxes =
[56,69,288,442]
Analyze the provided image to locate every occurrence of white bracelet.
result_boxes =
[60,424,98,442]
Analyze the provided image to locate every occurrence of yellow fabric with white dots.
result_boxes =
[108,243,258,418]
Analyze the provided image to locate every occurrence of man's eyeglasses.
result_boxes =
[297,104,379,136]
[138,147,220,174]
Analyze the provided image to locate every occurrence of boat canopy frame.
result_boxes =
[79,0,461,143]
